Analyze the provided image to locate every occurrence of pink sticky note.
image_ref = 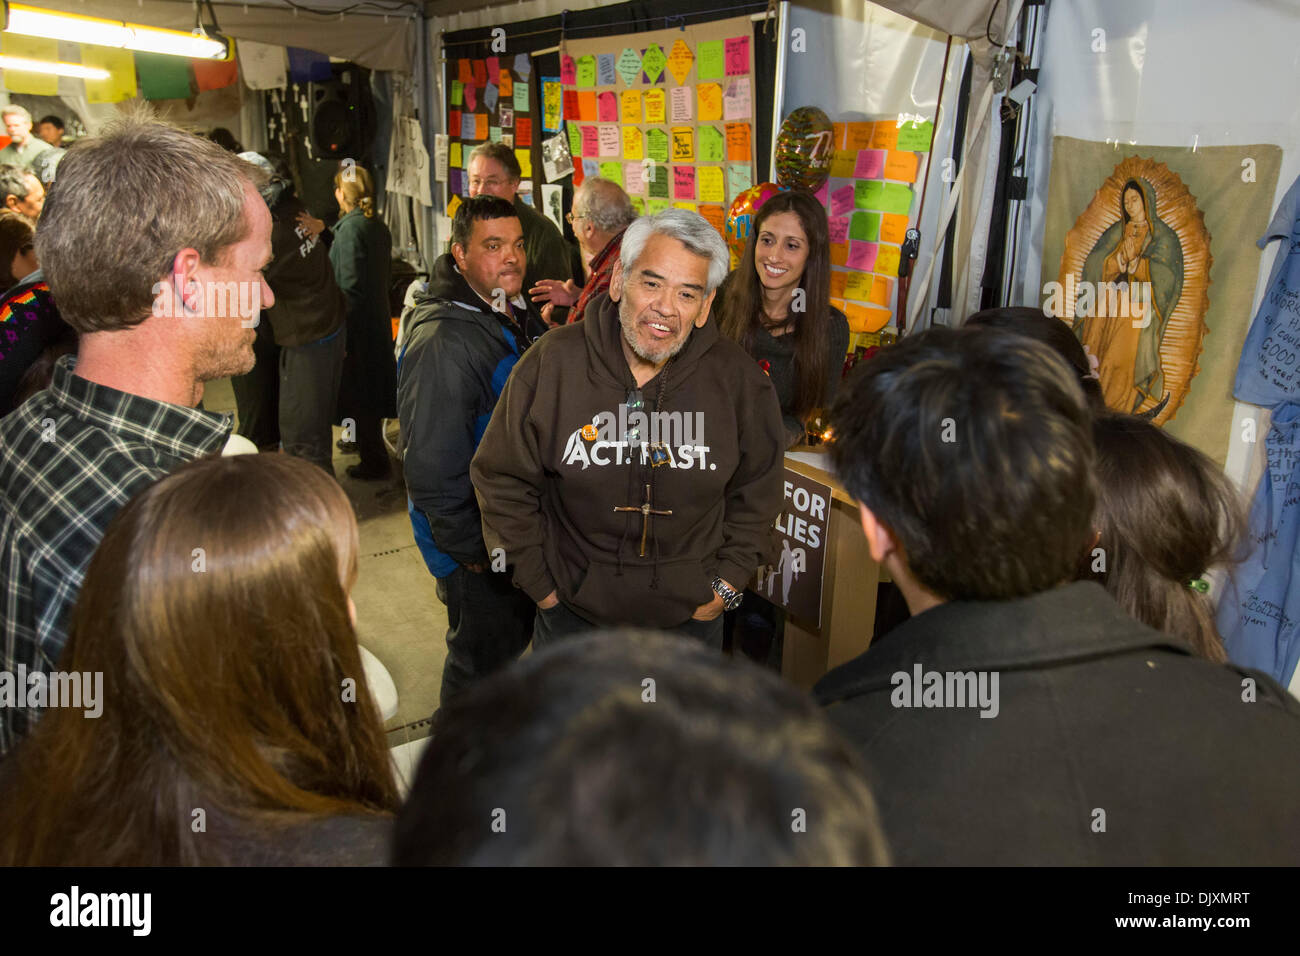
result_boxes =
[597,91,618,123]
[598,126,620,157]
[464,84,477,112]
[813,180,829,207]
[673,165,696,200]
[561,55,577,85]
[846,241,878,272]
[486,56,500,81]
[670,86,693,122]
[580,126,599,158]
[827,216,849,245]
[830,185,856,217]
[854,149,885,179]
[725,36,750,75]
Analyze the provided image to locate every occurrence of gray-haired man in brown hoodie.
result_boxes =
[471,209,785,647]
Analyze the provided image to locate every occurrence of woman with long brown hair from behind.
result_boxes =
[0,453,399,865]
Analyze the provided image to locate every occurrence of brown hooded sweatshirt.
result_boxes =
[471,291,785,629]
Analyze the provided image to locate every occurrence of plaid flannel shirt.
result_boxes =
[0,355,231,754]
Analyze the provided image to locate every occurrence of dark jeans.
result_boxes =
[355,412,389,471]
[532,600,725,651]
[280,329,345,473]
[434,565,535,704]
[723,590,784,671]
[230,320,280,449]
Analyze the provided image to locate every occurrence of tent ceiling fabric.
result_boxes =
[23,0,417,72]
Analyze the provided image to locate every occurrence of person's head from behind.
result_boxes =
[466,142,521,201]
[0,211,37,289]
[830,326,1096,611]
[395,630,889,866]
[0,164,44,220]
[334,161,376,217]
[0,454,398,865]
[2,105,33,146]
[34,112,274,382]
[1083,414,1245,662]
[451,195,524,303]
[208,126,242,153]
[966,306,1106,412]
[35,115,64,146]
[611,209,729,369]
[570,176,635,261]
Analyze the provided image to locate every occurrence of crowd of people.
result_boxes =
[0,112,1297,867]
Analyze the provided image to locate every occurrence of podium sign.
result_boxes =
[756,468,831,626]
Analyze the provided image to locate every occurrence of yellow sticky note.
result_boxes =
[621,90,642,125]
[622,127,644,161]
[644,89,666,124]
[671,127,695,162]
[876,245,901,275]
[672,201,698,212]
[449,142,463,169]
[447,194,463,217]
[515,148,532,179]
[697,83,723,122]
[844,272,872,302]
[829,150,855,179]
[698,166,725,203]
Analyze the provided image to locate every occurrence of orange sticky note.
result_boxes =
[845,122,873,151]
[698,203,726,234]
[831,123,847,150]
[830,297,847,314]
[829,243,849,267]
[698,83,723,122]
[577,91,598,122]
[498,70,513,98]
[621,89,642,124]
[845,302,892,334]
[869,275,893,306]
[829,271,848,300]
[876,245,901,275]
[879,213,909,245]
[458,59,473,83]
[474,114,488,140]
[725,122,752,161]
[869,122,899,150]
[884,150,919,183]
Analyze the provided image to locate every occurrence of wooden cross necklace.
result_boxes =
[613,357,674,558]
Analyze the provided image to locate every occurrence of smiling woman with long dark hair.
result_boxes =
[0,454,399,865]
[718,190,849,448]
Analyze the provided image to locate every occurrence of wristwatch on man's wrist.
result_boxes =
[711,577,743,611]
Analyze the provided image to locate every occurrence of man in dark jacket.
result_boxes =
[814,326,1300,865]
[471,209,785,649]
[398,196,544,703]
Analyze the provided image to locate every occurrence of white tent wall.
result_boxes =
[1016,0,1300,494]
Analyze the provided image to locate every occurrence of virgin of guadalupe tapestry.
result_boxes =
[1038,137,1281,464]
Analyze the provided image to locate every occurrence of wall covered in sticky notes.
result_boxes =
[558,13,756,234]
[817,116,932,337]
[445,50,544,205]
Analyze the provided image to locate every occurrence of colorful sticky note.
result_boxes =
[599,160,623,186]
[830,271,848,300]
[621,90,642,124]
[580,126,599,158]
[457,59,473,84]
[514,117,533,145]
[670,86,693,122]
[489,126,503,143]
[827,216,850,244]
[498,70,513,98]
[667,39,695,85]
[854,180,884,210]
[829,243,849,267]
[597,54,617,86]
[561,55,577,85]
[641,44,666,83]
[447,194,463,218]
[884,150,920,182]
[475,114,489,141]
[450,81,464,107]
[647,164,670,198]
[870,276,894,307]
[844,272,873,302]
[486,56,500,80]
[622,127,644,160]
[647,199,671,214]
[850,211,881,242]
[698,83,723,121]
[878,183,914,215]
[625,161,648,195]
[617,48,643,86]
[846,243,877,273]
[598,126,620,157]
[460,113,476,139]
[543,80,562,132]
[845,302,892,333]
[879,213,909,245]
[673,165,696,200]
[646,128,669,164]
[698,166,725,204]
[698,40,725,80]
[876,245,902,275]
[854,149,885,179]
[699,203,726,235]
[845,122,873,151]
[672,202,698,212]
[563,89,580,122]
[484,82,499,112]
[644,89,666,124]
[723,77,752,121]
[829,150,855,179]
[597,91,618,123]
[725,122,752,162]
[896,120,934,152]
[568,123,583,157]
[516,148,533,178]
[831,123,847,150]
[514,53,532,78]
[725,36,750,75]
[465,60,483,86]
[830,185,856,217]
[577,90,597,121]
[582,159,599,180]
[813,181,829,207]
[726,163,752,199]
[670,127,695,162]
[870,123,898,150]
[576,56,597,87]
[631,196,646,215]
[463,83,477,112]
[449,109,462,134]
[449,142,462,169]
[698,125,725,162]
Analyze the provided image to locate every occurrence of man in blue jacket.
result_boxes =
[398,196,545,703]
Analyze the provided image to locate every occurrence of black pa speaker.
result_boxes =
[309,66,372,159]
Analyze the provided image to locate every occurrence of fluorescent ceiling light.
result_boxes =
[0,55,111,80]
[5,5,229,60]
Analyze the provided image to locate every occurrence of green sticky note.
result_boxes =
[697,40,725,80]
[630,196,646,215]
[849,211,880,242]
[646,198,671,215]
[854,180,884,210]
[567,122,582,157]
[451,81,464,107]
[489,126,502,143]
[513,82,529,111]
[647,164,669,199]
[617,48,643,87]
[878,182,914,215]
[698,125,724,162]
[576,55,597,87]
[896,120,934,152]
[646,128,669,164]
[726,162,752,200]
[599,161,624,187]
[641,44,666,83]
